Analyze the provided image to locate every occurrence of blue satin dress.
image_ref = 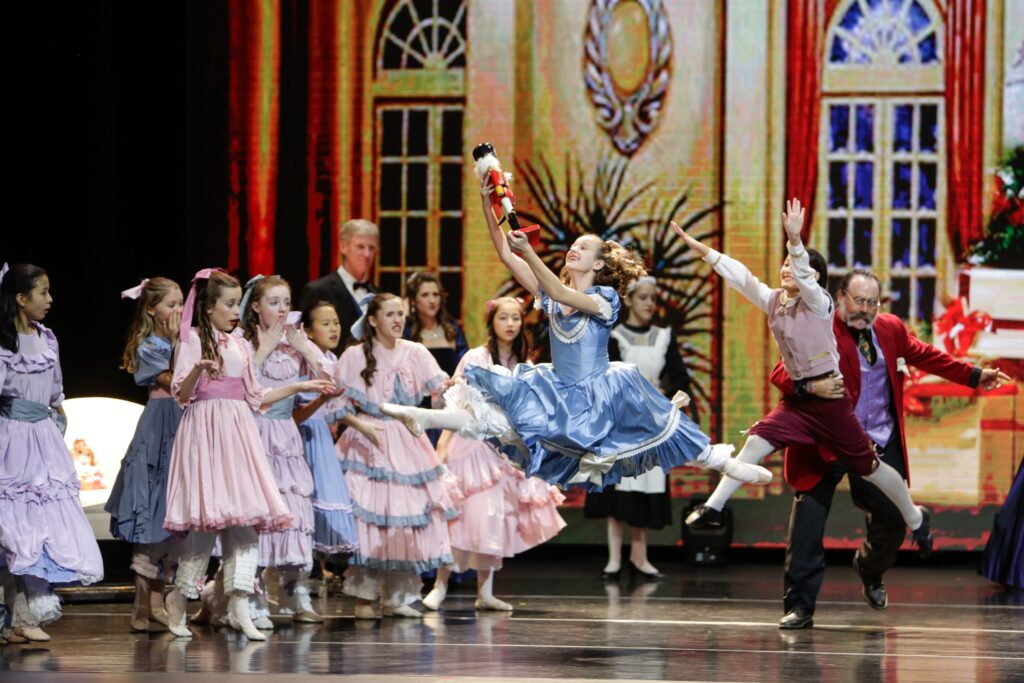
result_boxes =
[464,286,710,491]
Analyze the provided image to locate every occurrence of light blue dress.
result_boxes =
[464,286,710,491]
[105,335,182,544]
[296,374,359,555]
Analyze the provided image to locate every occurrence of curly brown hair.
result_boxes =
[359,292,402,387]
[559,235,647,297]
[240,275,290,350]
[192,271,242,373]
[120,277,182,373]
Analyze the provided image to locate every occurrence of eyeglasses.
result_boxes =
[847,295,880,309]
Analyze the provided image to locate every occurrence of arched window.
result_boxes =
[374,0,467,316]
[816,0,945,329]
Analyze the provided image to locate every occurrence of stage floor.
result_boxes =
[2,557,1022,683]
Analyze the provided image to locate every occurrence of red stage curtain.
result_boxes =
[784,0,840,241]
[945,0,987,259]
[227,0,281,277]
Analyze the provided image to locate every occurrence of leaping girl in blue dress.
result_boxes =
[380,179,772,492]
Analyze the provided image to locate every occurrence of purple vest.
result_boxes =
[767,289,839,380]
[853,328,895,446]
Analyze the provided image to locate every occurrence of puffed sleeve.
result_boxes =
[324,346,361,421]
[134,335,173,387]
[412,343,449,398]
[171,331,202,407]
[586,286,620,326]
[46,328,65,408]
[239,337,272,413]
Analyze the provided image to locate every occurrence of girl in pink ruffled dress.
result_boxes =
[0,263,104,643]
[161,269,333,641]
[239,275,332,627]
[423,296,566,613]
[328,293,460,619]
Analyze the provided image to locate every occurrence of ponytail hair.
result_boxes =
[0,263,48,353]
[359,292,401,386]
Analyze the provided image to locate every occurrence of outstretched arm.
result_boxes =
[783,199,832,318]
[671,221,773,313]
[480,182,540,297]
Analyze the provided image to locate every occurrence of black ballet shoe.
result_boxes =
[778,608,814,629]
[911,506,933,559]
[627,561,664,582]
[684,504,724,529]
[601,568,622,582]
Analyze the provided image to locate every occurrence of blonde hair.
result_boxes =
[559,235,647,297]
[120,277,182,373]
[240,275,290,350]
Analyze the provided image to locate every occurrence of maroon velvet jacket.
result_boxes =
[769,312,978,492]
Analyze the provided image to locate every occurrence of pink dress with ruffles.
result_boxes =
[163,329,293,533]
[0,324,104,587]
[443,347,566,570]
[329,339,460,574]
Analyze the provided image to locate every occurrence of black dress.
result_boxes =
[583,323,697,529]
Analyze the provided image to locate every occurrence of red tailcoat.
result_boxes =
[769,312,977,492]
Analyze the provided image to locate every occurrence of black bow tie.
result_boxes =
[353,281,370,290]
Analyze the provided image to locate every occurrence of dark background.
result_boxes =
[5,2,318,403]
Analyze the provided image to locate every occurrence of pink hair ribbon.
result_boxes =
[120,278,150,301]
[180,268,226,342]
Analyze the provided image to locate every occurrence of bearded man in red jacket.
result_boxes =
[771,269,1009,629]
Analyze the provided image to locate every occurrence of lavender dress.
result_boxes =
[0,324,104,586]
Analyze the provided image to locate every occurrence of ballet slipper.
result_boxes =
[292,611,324,624]
[381,603,422,618]
[421,587,446,611]
[13,626,50,642]
[227,595,266,641]
[379,404,424,438]
[474,596,513,612]
[164,589,193,639]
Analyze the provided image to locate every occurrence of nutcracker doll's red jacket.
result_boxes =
[769,312,979,492]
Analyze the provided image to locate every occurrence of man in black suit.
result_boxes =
[300,218,379,351]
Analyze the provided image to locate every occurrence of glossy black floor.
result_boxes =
[2,555,1022,683]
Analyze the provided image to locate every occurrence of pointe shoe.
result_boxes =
[685,504,724,529]
[14,626,51,642]
[164,589,193,639]
[421,588,445,611]
[252,616,275,630]
[353,604,378,620]
[380,404,424,438]
[381,603,422,618]
[474,596,513,612]
[227,596,266,641]
[292,611,324,624]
